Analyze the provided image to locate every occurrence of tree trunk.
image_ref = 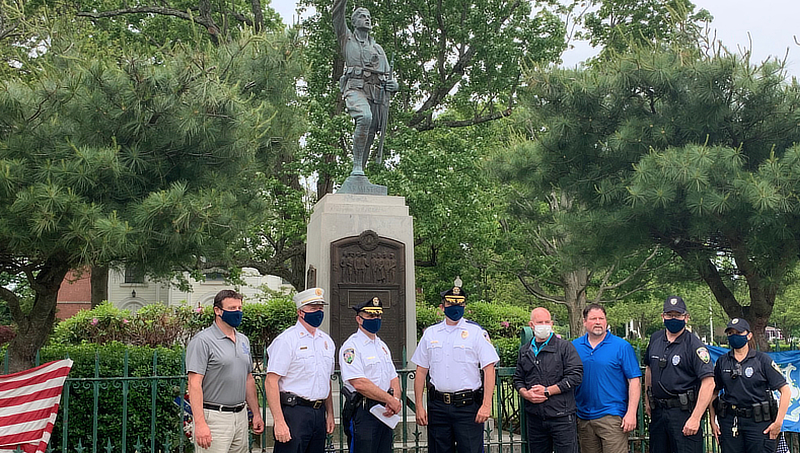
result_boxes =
[562,269,588,338]
[5,259,69,373]
[90,265,109,308]
[687,254,776,350]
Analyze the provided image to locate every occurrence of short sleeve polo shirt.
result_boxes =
[573,332,641,419]
[186,322,253,406]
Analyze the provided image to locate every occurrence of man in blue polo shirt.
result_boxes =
[573,304,641,453]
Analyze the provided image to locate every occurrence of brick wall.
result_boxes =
[57,270,92,320]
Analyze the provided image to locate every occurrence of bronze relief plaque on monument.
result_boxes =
[330,230,406,367]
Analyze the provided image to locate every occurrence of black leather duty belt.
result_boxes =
[203,402,246,412]
[280,392,325,409]
[429,388,482,407]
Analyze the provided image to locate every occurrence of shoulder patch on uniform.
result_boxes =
[343,347,355,364]
[483,330,491,342]
[696,347,710,363]
[772,361,782,373]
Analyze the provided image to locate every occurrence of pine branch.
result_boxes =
[518,274,565,303]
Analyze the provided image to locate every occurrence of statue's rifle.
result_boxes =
[376,54,394,165]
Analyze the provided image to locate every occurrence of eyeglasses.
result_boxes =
[663,313,687,320]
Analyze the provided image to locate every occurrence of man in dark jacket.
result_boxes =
[514,307,583,453]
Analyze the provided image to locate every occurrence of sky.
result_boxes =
[269,0,800,75]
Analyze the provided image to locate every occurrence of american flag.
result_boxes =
[0,359,73,453]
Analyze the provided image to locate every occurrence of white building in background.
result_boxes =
[112,267,293,312]
[56,267,293,319]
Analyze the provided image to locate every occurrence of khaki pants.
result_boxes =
[577,415,629,453]
[194,408,249,453]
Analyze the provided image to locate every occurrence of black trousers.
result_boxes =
[524,412,579,453]
[273,404,327,453]
[649,407,703,453]
[345,404,393,453]
[718,413,777,453]
[427,398,485,453]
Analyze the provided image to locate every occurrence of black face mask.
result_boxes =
[664,318,686,333]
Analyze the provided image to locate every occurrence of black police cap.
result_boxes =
[353,296,383,314]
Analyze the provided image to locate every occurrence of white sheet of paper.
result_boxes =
[369,404,400,429]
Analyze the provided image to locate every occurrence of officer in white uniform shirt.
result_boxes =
[411,283,500,453]
[340,296,401,453]
[265,288,335,453]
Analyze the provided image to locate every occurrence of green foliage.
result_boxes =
[492,336,521,367]
[376,122,512,305]
[500,48,800,346]
[577,0,713,60]
[0,26,305,370]
[38,343,186,450]
[50,298,297,355]
[300,0,567,191]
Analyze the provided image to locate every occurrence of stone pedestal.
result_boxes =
[306,193,416,366]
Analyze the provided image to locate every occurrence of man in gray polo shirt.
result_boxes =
[186,290,264,453]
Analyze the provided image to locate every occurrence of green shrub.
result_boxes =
[40,343,186,451]
[49,297,296,355]
[492,336,522,367]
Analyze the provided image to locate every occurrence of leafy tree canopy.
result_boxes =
[0,27,304,371]
[497,47,800,347]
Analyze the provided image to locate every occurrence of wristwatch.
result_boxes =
[544,387,550,398]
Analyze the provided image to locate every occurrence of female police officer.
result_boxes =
[710,318,790,453]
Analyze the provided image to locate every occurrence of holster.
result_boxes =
[341,386,361,421]
[280,392,298,407]
[768,390,779,421]
[713,399,727,419]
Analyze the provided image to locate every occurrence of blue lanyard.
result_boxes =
[531,333,553,356]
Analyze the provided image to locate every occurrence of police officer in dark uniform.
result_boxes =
[709,318,790,453]
[340,297,401,453]
[645,296,715,453]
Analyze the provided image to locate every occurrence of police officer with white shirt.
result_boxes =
[265,288,336,453]
[340,297,401,453]
[411,283,500,453]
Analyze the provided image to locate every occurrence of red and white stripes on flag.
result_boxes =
[0,359,74,453]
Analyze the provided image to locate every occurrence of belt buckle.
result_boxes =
[443,393,451,405]
[313,400,323,409]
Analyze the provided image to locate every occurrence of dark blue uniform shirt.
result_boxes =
[646,329,714,399]
[714,348,786,406]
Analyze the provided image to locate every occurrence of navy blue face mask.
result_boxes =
[360,317,382,334]
[664,318,686,333]
[302,309,324,328]
[728,333,749,349]
[219,309,243,328]
[444,305,465,321]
